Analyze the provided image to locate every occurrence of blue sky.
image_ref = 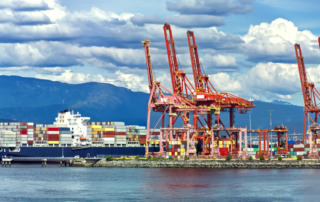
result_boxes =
[0,0,320,106]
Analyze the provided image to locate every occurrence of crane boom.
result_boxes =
[163,23,183,96]
[294,44,312,108]
[142,40,154,94]
[187,31,202,89]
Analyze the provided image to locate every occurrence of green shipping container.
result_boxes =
[253,148,259,151]
[274,148,277,151]
[305,148,310,152]
[169,145,172,149]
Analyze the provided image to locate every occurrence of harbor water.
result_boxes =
[1,165,319,201]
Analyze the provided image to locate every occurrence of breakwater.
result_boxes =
[72,159,320,169]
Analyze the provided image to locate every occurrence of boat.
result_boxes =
[0,109,159,160]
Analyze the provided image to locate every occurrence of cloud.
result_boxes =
[242,18,319,63]
[0,0,50,11]
[167,0,253,16]
[201,54,238,71]
[131,14,225,27]
[210,62,302,101]
[34,67,150,93]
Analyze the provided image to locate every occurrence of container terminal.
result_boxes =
[1,23,320,164]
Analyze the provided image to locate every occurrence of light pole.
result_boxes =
[249,111,252,148]
[269,110,273,158]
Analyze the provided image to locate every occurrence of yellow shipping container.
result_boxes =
[178,141,181,145]
[169,152,172,156]
[219,145,223,148]
[89,125,102,129]
[92,128,103,132]
[169,141,172,145]
[181,148,185,153]
[92,131,98,135]
[48,141,59,144]
[219,141,223,145]
[175,152,177,156]
[103,128,115,132]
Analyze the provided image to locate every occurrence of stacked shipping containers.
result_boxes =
[47,127,59,145]
[166,141,186,159]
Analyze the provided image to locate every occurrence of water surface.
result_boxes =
[0,164,318,201]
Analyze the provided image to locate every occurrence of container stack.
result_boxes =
[102,127,115,145]
[166,141,186,159]
[47,127,59,145]
[59,127,72,146]
[88,122,117,145]
[26,123,34,145]
[218,139,231,156]
[34,124,45,144]
[114,122,126,145]
[2,130,17,147]
[89,124,104,142]
[20,122,28,145]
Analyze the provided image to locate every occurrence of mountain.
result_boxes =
[0,75,305,133]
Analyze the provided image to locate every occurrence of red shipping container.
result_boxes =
[116,132,126,135]
[27,125,34,129]
[139,140,146,144]
[20,123,27,126]
[47,128,59,131]
[293,148,305,152]
[27,141,33,144]
[103,135,115,138]
[20,131,27,135]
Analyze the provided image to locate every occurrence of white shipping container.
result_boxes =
[47,131,60,135]
[293,144,305,148]
[296,151,307,156]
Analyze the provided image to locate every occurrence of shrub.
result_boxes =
[121,156,126,160]
[260,156,265,161]
[135,156,139,160]
[169,156,174,161]
[297,156,302,161]
[278,156,282,161]
[226,154,232,161]
[147,156,152,160]
[248,156,253,161]
[184,156,190,161]
[106,156,113,161]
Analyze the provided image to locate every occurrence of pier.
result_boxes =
[2,157,75,167]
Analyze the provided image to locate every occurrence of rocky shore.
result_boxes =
[72,159,320,169]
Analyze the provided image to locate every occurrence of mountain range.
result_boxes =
[0,75,305,133]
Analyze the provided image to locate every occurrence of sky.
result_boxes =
[0,0,320,106]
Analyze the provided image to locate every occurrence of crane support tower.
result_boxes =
[294,43,320,141]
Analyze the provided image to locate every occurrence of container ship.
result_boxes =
[0,109,159,160]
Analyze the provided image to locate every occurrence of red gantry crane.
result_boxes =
[186,30,254,157]
[142,40,197,158]
[294,43,320,141]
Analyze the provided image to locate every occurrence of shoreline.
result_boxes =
[72,159,320,169]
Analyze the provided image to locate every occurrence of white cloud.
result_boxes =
[201,54,238,70]
[242,18,319,63]
[167,0,253,16]
[209,62,302,101]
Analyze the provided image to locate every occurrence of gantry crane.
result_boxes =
[142,40,197,157]
[294,43,320,140]
[186,30,255,156]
